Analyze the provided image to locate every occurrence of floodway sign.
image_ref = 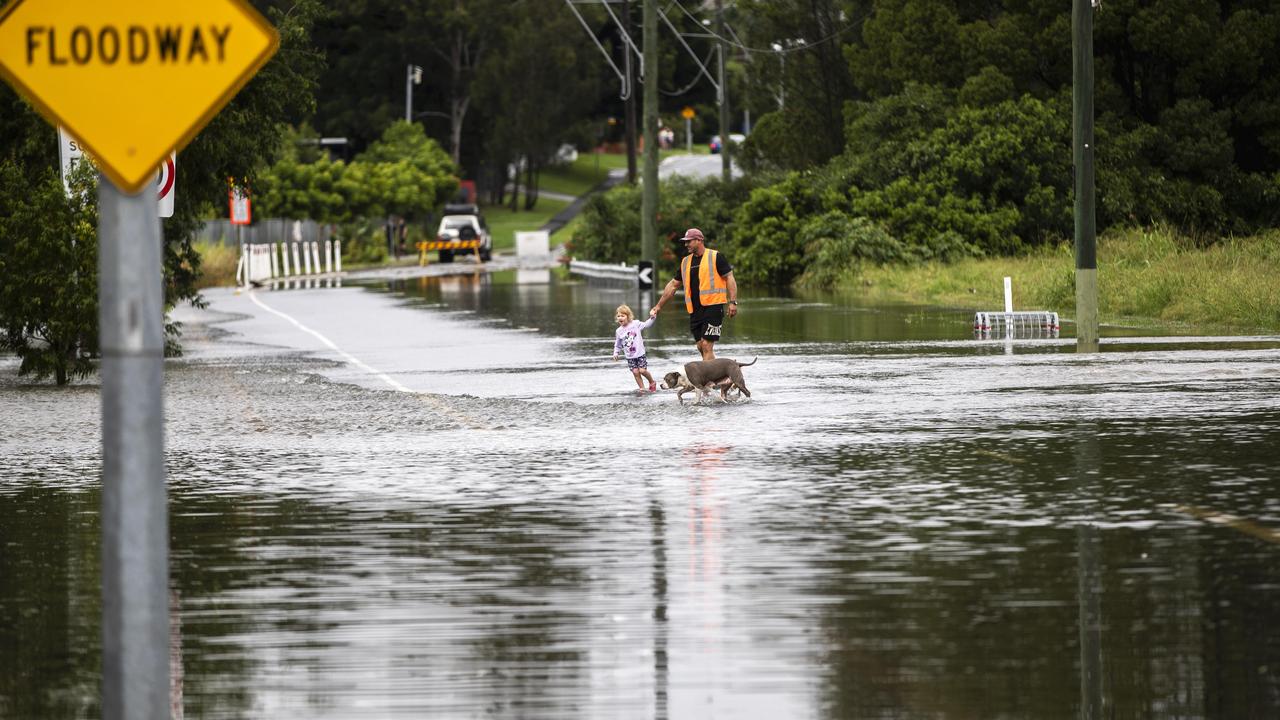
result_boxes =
[0,0,278,193]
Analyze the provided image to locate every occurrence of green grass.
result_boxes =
[837,226,1280,332]
[482,197,571,251]
[193,241,239,289]
[539,154,616,196]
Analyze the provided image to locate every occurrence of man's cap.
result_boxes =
[681,228,705,242]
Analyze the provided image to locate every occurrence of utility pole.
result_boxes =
[642,0,658,267]
[624,0,638,184]
[715,0,730,183]
[1073,0,1098,352]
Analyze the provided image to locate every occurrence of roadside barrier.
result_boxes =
[235,244,275,286]
[568,258,638,284]
[417,239,481,266]
[237,238,343,288]
[973,311,1060,337]
[974,276,1060,338]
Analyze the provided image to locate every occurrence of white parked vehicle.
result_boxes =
[435,205,492,262]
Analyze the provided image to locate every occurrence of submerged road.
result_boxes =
[3,279,1279,717]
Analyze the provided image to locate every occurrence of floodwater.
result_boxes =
[2,269,1279,718]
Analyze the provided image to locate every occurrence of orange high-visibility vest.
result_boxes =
[681,249,728,312]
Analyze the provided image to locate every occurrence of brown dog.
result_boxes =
[660,357,756,403]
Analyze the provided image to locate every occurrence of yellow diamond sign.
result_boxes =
[0,0,278,193]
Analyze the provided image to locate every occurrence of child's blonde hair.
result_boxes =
[615,304,635,322]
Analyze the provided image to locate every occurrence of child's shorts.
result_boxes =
[626,355,649,370]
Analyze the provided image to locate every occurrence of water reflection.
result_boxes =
[649,494,669,720]
[2,277,1279,717]
[1075,428,1104,720]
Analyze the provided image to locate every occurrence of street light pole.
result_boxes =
[405,64,422,123]
[715,0,730,183]
[624,0,639,184]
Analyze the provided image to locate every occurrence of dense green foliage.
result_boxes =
[579,0,1280,289]
[0,163,98,384]
[255,122,458,223]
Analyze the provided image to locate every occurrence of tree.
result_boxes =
[0,162,98,385]
[735,0,857,170]
[419,0,504,168]
[354,121,459,219]
[255,122,458,224]
[473,0,604,209]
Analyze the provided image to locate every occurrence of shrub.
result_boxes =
[339,220,389,265]
[0,163,98,384]
[796,214,907,289]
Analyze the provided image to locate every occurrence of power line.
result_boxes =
[665,0,867,56]
[661,48,717,96]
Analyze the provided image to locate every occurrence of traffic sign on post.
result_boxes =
[156,155,175,218]
[681,107,695,154]
[229,187,251,225]
[0,3,278,718]
[0,0,279,193]
[60,127,176,217]
[638,260,654,290]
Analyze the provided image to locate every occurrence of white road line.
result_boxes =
[247,290,412,392]
[246,290,488,430]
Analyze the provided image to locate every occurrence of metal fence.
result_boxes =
[568,258,638,285]
[197,218,330,247]
[973,311,1061,338]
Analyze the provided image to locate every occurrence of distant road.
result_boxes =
[659,153,742,180]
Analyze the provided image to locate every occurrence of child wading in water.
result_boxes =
[612,304,658,392]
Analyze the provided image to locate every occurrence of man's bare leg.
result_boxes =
[697,338,716,361]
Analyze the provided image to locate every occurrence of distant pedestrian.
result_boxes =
[650,228,738,361]
[612,304,658,392]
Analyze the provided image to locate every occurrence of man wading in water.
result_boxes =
[650,228,739,361]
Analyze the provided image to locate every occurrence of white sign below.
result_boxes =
[59,126,174,217]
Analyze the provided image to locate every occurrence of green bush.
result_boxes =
[567,183,640,265]
[721,92,1074,285]
[256,122,457,225]
[339,220,389,265]
[0,162,98,384]
[796,214,907,289]
[726,169,849,285]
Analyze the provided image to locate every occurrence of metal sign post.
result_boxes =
[0,2,279,716]
[682,106,694,154]
[98,179,167,718]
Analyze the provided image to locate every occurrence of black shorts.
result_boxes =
[690,305,725,342]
